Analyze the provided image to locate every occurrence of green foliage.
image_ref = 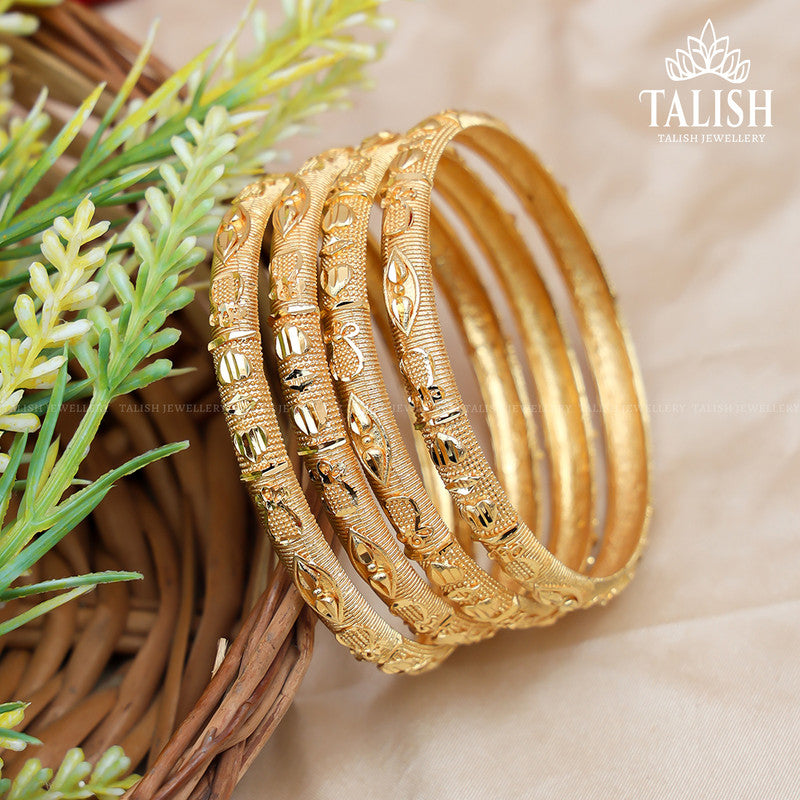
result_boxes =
[0,0,393,792]
[0,0,392,644]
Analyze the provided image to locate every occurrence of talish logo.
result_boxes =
[639,19,772,143]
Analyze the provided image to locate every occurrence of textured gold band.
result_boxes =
[209,109,651,672]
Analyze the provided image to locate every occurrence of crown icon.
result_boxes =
[665,19,750,84]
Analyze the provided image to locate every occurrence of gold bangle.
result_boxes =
[359,140,596,625]
[429,199,542,542]
[433,149,595,573]
[355,141,557,625]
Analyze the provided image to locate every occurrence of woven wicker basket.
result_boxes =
[0,4,314,797]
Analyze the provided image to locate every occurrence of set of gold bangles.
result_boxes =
[208,110,651,674]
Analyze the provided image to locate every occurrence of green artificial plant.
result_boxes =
[0,0,393,794]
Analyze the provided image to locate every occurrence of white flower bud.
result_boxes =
[0,12,38,36]
[84,220,110,241]
[40,229,66,269]
[0,735,28,752]
[28,262,52,300]
[13,294,39,340]
[0,388,24,417]
[80,246,106,270]
[73,197,96,232]
[171,136,193,168]
[0,705,26,729]
[23,373,60,390]
[52,215,73,239]
[0,412,41,433]
[27,354,66,381]
[63,281,99,310]
[46,319,92,345]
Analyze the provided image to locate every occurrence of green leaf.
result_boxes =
[6,745,141,800]
[5,758,50,800]
[0,729,40,748]
[80,22,160,166]
[0,88,48,167]
[86,165,157,206]
[0,570,141,601]
[104,261,136,305]
[0,585,93,637]
[0,168,153,253]
[161,286,195,315]
[96,328,111,377]
[71,342,99,385]
[51,748,91,793]
[147,327,181,356]
[210,51,341,110]
[0,244,50,265]
[15,379,94,418]
[112,358,172,395]
[73,46,214,183]
[116,303,132,339]
[88,746,130,787]
[196,0,258,102]
[0,440,188,590]
[0,195,93,251]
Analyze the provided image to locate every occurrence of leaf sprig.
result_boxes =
[0,198,106,468]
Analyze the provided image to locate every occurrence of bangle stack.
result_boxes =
[208,110,651,674]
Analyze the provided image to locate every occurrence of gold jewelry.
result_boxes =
[433,150,592,572]
[209,109,651,671]
[266,148,490,644]
[328,135,592,628]
[316,135,525,629]
[209,176,454,673]
[377,110,649,612]
[355,134,622,625]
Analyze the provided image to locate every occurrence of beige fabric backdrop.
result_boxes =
[106,1,800,797]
